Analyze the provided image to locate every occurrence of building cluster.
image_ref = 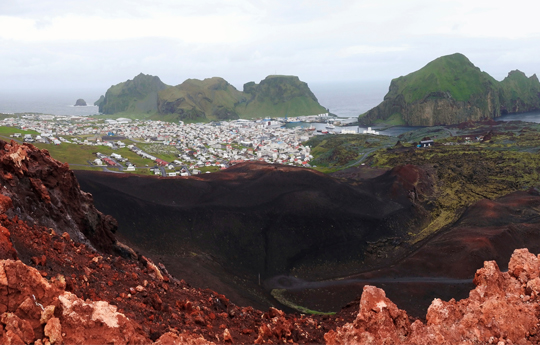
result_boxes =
[0,115,317,175]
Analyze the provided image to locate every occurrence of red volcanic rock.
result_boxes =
[325,248,540,345]
[0,140,117,254]
[0,225,16,260]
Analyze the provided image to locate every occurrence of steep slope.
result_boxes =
[360,53,540,126]
[0,140,118,254]
[0,140,350,344]
[75,162,434,283]
[237,75,327,118]
[499,70,540,114]
[95,73,169,114]
[157,77,245,122]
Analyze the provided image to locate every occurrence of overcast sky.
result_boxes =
[1,0,539,93]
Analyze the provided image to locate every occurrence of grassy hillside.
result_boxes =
[499,70,540,113]
[157,77,245,122]
[359,53,540,126]
[96,73,169,115]
[392,53,498,103]
[237,75,327,118]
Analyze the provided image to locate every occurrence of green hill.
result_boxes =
[95,73,169,115]
[157,77,245,122]
[360,53,540,126]
[96,74,326,122]
[237,75,327,118]
[499,70,540,114]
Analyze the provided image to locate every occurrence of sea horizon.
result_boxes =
[0,80,389,118]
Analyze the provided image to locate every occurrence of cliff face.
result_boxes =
[0,140,117,254]
[500,70,540,114]
[96,73,169,115]
[360,53,540,126]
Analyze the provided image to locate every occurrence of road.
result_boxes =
[265,274,472,291]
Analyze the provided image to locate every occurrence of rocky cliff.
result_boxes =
[359,53,540,126]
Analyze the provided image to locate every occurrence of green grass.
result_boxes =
[394,53,498,103]
[306,134,397,170]
[373,112,406,126]
[0,127,39,136]
[271,289,336,315]
[199,166,220,173]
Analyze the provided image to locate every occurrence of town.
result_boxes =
[0,114,323,176]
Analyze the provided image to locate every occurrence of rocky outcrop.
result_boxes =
[360,53,540,126]
[325,248,540,345]
[0,259,215,344]
[0,140,117,254]
[74,99,87,106]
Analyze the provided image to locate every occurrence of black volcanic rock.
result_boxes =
[74,98,87,106]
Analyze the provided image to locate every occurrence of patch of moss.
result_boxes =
[271,289,336,315]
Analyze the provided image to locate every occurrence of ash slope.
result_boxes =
[75,162,433,283]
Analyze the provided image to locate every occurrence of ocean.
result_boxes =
[1,82,540,126]
[0,81,389,118]
[0,89,102,116]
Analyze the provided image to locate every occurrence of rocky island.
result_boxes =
[359,53,540,126]
[95,73,327,122]
[74,98,87,106]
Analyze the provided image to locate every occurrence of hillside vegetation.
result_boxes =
[96,74,326,122]
[359,53,540,126]
[95,73,169,114]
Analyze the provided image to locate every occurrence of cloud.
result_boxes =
[0,0,538,91]
[337,45,409,58]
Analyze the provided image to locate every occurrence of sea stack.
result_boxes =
[74,98,87,106]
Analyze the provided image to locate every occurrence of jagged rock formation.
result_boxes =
[325,248,540,345]
[359,53,540,126]
[74,99,86,106]
[97,74,326,121]
[0,140,117,254]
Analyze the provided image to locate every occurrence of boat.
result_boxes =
[326,123,335,129]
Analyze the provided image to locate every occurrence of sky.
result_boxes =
[1,0,539,94]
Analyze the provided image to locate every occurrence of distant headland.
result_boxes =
[359,53,540,126]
